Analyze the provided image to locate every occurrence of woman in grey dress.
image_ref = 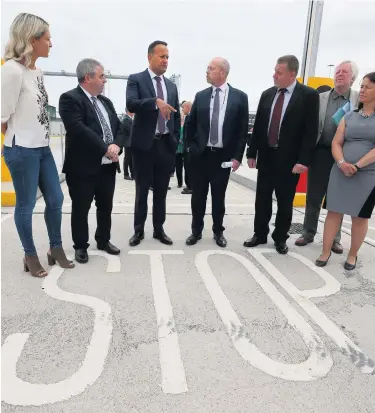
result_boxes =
[316,72,375,270]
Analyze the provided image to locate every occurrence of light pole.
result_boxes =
[327,64,334,78]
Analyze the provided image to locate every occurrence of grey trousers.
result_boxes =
[302,146,342,242]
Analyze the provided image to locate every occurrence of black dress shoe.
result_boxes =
[97,242,120,255]
[186,234,202,246]
[243,236,267,248]
[275,242,288,255]
[129,232,144,247]
[153,230,173,245]
[124,175,133,181]
[214,233,227,248]
[344,256,357,271]
[315,253,331,267]
[75,249,89,264]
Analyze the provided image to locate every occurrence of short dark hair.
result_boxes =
[277,55,299,75]
[356,71,375,111]
[148,40,168,55]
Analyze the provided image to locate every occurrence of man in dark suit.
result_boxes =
[185,57,249,247]
[244,55,319,254]
[122,108,134,180]
[59,58,124,263]
[126,40,180,247]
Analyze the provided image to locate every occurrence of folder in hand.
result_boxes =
[332,101,352,126]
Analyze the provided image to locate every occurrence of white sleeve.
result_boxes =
[1,62,23,123]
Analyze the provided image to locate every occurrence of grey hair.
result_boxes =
[4,13,49,68]
[76,58,103,83]
[336,60,359,83]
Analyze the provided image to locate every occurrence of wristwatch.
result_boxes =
[354,164,361,170]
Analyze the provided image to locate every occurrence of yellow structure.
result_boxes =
[1,57,17,206]
[292,76,335,207]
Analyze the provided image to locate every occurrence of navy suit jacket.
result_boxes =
[186,85,249,162]
[126,69,180,152]
[59,86,124,176]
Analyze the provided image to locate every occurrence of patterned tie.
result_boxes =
[268,88,286,147]
[91,96,113,144]
[210,87,221,145]
[155,76,166,134]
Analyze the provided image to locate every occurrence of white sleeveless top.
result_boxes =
[1,59,50,148]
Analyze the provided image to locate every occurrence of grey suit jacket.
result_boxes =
[317,88,359,143]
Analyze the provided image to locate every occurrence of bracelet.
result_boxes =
[354,164,361,170]
[336,159,345,167]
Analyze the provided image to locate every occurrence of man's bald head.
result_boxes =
[206,57,230,87]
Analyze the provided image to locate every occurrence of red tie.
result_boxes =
[268,88,286,147]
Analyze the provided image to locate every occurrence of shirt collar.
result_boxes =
[212,82,228,93]
[332,88,350,100]
[148,68,164,81]
[80,85,97,100]
[278,80,297,94]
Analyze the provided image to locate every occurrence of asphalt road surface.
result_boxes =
[2,173,375,413]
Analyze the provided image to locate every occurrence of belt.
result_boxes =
[154,133,170,140]
[206,146,223,152]
[268,145,279,150]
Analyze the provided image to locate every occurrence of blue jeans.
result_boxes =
[3,143,64,256]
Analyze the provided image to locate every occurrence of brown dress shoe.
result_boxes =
[331,241,343,254]
[295,236,313,246]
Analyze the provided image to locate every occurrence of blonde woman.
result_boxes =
[1,13,74,277]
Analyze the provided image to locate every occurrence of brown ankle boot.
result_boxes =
[24,255,48,278]
[47,247,75,269]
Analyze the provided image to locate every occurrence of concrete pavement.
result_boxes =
[1,171,375,412]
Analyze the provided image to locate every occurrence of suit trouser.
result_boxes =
[175,153,184,186]
[123,147,133,177]
[132,136,174,233]
[66,163,117,250]
[190,148,231,235]
[183,151,191,189]
[254,149,299,243]
[302,146,342,242]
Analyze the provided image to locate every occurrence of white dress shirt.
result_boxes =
[267,80,297,140]
[80,85,113,164]
[208,82,229,148]
[148,68,169,134]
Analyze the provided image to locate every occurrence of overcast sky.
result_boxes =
[2,0,374,113]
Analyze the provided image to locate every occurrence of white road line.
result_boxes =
[195,250,332,381]
[1,251,118,406]
[129,250,188,394]
[249,249,375,374]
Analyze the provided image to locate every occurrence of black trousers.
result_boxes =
[190,148,231,235]
[175,153,184,186]
[123,147,133,177]
[175,153,190,188]
[66,163,117,250]
[132,136,175,233]
[183,151,191,189]
[303,146,341,242]
[254,150,299,243]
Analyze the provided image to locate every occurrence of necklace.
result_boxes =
[359,109,374,119]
